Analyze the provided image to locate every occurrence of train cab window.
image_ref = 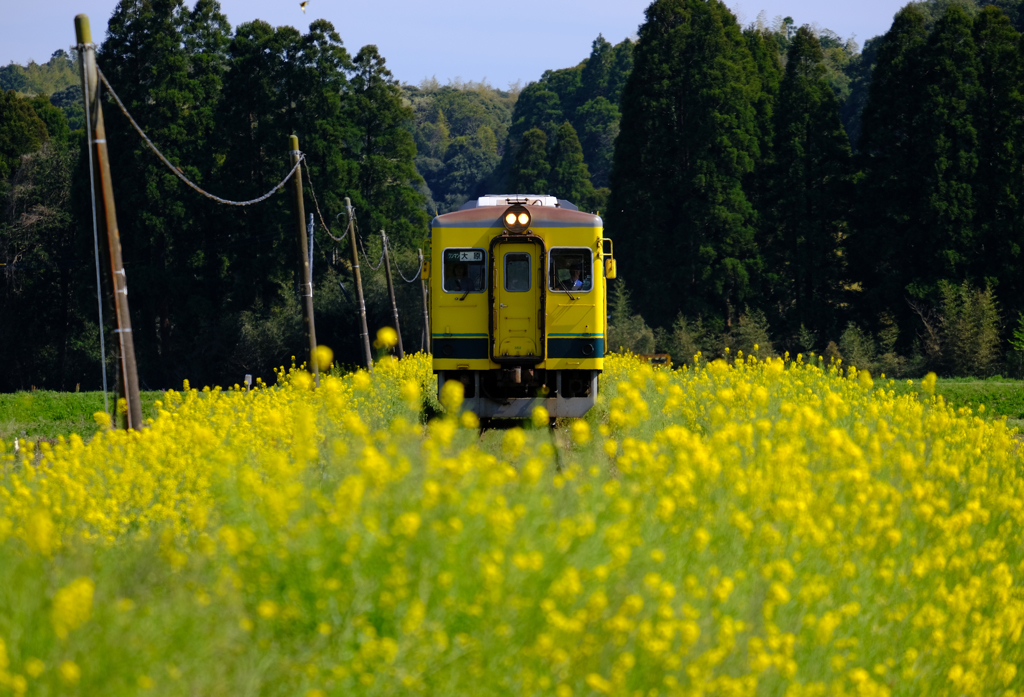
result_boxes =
[549,248,593,292]
[504,253,531,292]
[442,248,486,293]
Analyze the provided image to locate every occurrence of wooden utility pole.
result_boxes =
[419,248,430,354]
[289,136,318,386]
[346,197,373,372]
[380,230,405,359]
[76,14,142,430]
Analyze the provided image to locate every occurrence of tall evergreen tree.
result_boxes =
[767,26,852,337]
[919,4,980,287]
[99,0,232,386]
[743,27,782,271]
[548,121,594,207]
[508,127,550,193]
[573,97,619,188]
[856,4,983,336]
[580,35,614,101]
[607,39,635,105]
[971,7,1024,319]
[853,5,931,327]
[607,0,762,329]
[348,45,428,247]
[216,20,307,318]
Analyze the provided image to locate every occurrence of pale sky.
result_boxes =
[4,0,912,89]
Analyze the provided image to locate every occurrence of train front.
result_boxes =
[428,195,612,419]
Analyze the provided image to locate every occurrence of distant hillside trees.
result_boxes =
[404,79,517,213]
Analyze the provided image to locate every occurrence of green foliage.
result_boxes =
[970,8,1024,323]
[838,323,878,373]
[348,45,428,247]
[0,90,48,180]
[50,85,84,133]
[765,26,852,338]
[25,94,69,144]
[607,280,655,355]
[937,280,1002,376]
[663,315,714,365]
[405,80,516,212]
[608,0,762,330]
[853,5,932,329]
[729,308,775,358]
[0,50,79,97]
[0,137,106,391]
[493,35,633,200]
[1009,313,1024,376]
[508,128,550,193]
[548,122,595,208]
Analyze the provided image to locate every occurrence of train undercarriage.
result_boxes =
[437,369,599,418]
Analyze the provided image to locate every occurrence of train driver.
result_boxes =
[446,262,469,291]
[569,266,584,290]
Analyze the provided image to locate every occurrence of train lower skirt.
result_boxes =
[437,369,599,419]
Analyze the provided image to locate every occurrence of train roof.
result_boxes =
[432,195,602,230]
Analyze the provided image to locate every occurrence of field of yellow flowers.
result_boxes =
[1,351,1022,696]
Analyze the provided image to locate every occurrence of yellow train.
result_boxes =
[426,195,615,419]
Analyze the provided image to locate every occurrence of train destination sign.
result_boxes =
[445,250,483,263]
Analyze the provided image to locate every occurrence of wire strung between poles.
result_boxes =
[359,233,385,271]
[96,65,302,206]
[304,166,348,242]
[383,233,423,283]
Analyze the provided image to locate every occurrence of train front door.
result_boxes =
[492,240,542,360]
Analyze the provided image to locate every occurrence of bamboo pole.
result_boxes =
[289,136,318,386]
[381,230,404,359]
[346,198,373,372]
[76,14,142,430]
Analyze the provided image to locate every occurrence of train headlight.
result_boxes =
[502,205,530,233]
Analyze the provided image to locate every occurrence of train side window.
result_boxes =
[549,248,593,292]
[504,253,531,292]
[442,248,486,293]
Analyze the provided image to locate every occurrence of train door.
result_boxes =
[492,240,542,359]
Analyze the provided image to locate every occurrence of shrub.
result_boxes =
[728,308,775,359]
[664,314,712,365]
[839,322,877,373]
[606,280,655,355]
[938,281,1001,377]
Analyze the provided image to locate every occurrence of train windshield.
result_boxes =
[549,248,593,292]
[442,248,486,293]
[504,253,531,292]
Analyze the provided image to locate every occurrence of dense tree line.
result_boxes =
[8,0,1024,390]
[608,0,1024,378]
[0,0,428,390]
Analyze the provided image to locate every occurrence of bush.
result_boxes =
[839,322,877,374]
[606,280,655,355]
[663,314,713,366]
[728,308,775,359]
[938,281,1001,377]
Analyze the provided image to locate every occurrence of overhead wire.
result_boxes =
[96,65,303,206]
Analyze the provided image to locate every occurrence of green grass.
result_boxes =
[881,375,1024,431]
[0,391,164,442]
